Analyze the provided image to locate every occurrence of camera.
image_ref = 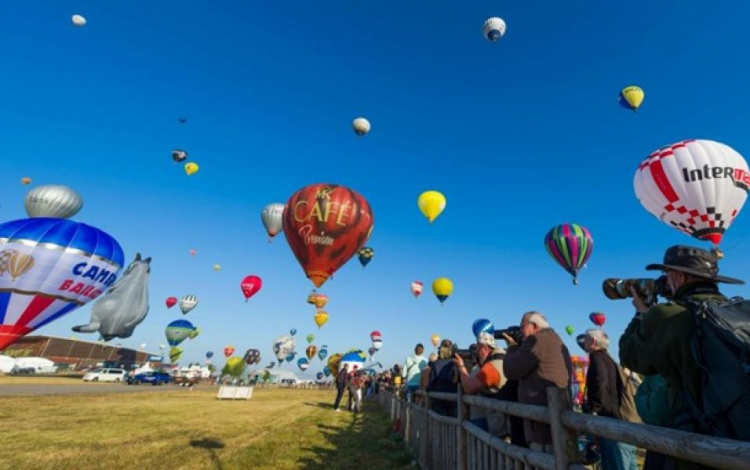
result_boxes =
[602,275,672,306]
[494,326,523,344]
[454,344,477,371]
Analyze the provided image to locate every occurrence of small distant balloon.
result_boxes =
[432,277,454,305]
[314,310,329,329]
[20,177,31,185]
[172,149,188,163]
[430,334,440,347]
[165,297,177,309]
[178,117,187,124]
[261,203,285,242]
[240,275,263,301]
[618,86,644,112]
[189,249,197,256]
[590,312,606,327]
[418,191,446,223]
[411,281,423,298]
[565,325,574,336]
[184,162,199,176]
[213,264,221,271]
[352,117,371,136]
[290,328,297,336]
[179,295,198,315]
[72,15,87,27]
[482,17,506,42]
[358,246,374,268]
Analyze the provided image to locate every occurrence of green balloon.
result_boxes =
[306,333,315,344]
[565,325,574,336]
[223,357,247,377]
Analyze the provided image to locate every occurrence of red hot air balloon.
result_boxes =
[224,346,235,357]
[370,330,381,341]
[240,275,263,302]
[282,183,374,288]
[166,297,177,309]
[589,312,606,327]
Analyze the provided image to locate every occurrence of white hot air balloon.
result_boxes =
[482,17,506,42]
[72,15,87,27]
[352,117,371,136]
[261,203,285,242]
[634,139,750,246]
[179,295,199,315]
[25,185,83,219]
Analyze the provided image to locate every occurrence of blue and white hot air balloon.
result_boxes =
[339,349,367,372]
[0,218,124,350]
[482,17,506,42]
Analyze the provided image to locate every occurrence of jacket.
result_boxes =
[504,328,572,444]
[586,350,622,418]
[619,282,725,426]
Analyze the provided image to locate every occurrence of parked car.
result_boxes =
[126,371,171,386]
[82,368,127,383]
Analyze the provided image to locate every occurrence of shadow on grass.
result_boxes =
[303,401,335,409]
[190,437,226,470]
[297,399,416,470]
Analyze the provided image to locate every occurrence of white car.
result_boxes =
[83,368,127,383]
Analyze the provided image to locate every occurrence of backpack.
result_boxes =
[616,365,642,424]
[427,359,457,393]
[680,296,750,441]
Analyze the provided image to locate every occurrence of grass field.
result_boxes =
[0,380,415,470]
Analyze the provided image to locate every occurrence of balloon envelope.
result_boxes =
[590,312,606,327]
[634,139,749,246]
[472,319,494,338]
[618,86,644,111]
[165,297,177,308]
[352,117,371,136]
[165,319,199,347]
[565,325,575,336]
[432,277,453,304]
[314,310,329,329]
[71,14,86,26]
[430,334,440,347]
[240,275,262,301]
[184,162,199,176]
[411,281,423,298]
[482,17,506,42]
[418,191,446,223]
[544,223,593,284]
[282,183,374,288]
[179,295,198,315]
[224,346,235,357]
[261,203,285,240]
[25,185,83,219]
[0,218,124,350]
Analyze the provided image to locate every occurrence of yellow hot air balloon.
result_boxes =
[6,251,35,281]
[418,190,446,223]
[618,86,644,112]
[327,352,342,374]
[314,310,329,329]
[213,264,221,271]
[430,334,441,347]
[432,277,453,306]
[184,162,199,176]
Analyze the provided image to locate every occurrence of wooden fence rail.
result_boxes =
[377,386,750,470]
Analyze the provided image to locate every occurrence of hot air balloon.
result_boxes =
[316,372,324,381]
[290,328,297,336]
[169,347,183,363]
[472,319,494,338]
[352,117,371,136]
[261,203,285,242]
[306,333,314,344]
[590,312,606,328]
[171,149,188,163]
[371,338,383,351]
[565,325,575,336]
[213,264,221,271]
[306,345,317,360]
[178,117,187,124]
[411,281,423,298]
[358,246,374,268]
[184,162,199,176]
[243,348,261,364]
[165,319,199,347]
[634,139,749,247]
[418,191,446,223]
[0,218,124,350]
[224,346,235,357]
[179,295,198,315]
[71,14,86,27]
[618,86,644,112]
[430,334,440,347]
[314,310,329,329]
[20,177,31,185]
[298,357,310,371]
[165,297,177,309]
[544,223,594,285]
[240,275,262,302]
[206,351,214,359]
[286,352,295,363]
[323,365,331,377]
[368,347,377,357]
[189,249,197,256]
[224,357,246,377]
[339,350,367,372]
[482,17,506,42]
[432,277,453,305]
[575,334,587,352]
[25,185,83,219]
[327,353,343,374]
[307,292,328,309]
[318,347,328,361]
[282,183,374,288]
[273,335,295,362]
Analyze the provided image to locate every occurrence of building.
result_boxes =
[1,335,163,371]
[249,368,301,384]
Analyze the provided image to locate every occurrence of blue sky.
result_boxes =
[2,1,750,377]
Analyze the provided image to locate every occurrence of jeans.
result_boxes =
[599,438,638,470]
[333,386,345,410]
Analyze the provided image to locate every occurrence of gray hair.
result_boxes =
[525,312,550,329]
[585,329,610,350]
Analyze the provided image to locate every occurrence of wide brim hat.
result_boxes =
[646,245,743,285]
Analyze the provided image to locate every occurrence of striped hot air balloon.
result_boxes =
[544,223,594,285]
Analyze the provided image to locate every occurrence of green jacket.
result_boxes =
[618,282,725,427]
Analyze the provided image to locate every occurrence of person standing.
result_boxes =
[403,343,427,402]
[333,364,350,412]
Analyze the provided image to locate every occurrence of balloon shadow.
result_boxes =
[189,437,226,470]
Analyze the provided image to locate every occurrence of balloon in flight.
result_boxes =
[314,310,329,329]
[306,345,317,360]
[482,17,506,42]
[71,14,86,27]
[590,312,606,327]
[179,295,198,315]
[165,297,177,309]
[283,183,374,288]
[224,346,235,358]
[634,139,748,246]
[432,277,453,305]
[411,281,423,298]
[25,185,83,219]
[430,334,440,347]
[358,246,374,268]
[20,177,32,185]
[618,86,644,112]
[418,191,446,223]
[0,218,124,350]
[261,203,285,241]
[544,223,594,285]
[171,149,188,163]
[352,117,371,136]
[240,275,263,301]
[184,162,199,176]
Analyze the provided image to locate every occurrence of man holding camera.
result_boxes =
[619,245,742,468]
[454,331,509,437]
[503,311,573,453]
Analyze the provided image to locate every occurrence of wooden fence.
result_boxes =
[378,387,750,470]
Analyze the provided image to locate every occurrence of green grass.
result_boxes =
[0,387,415,469]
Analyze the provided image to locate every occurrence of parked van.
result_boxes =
[82,368,127,383]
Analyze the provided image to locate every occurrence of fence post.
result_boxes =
[456,387,467,470]
[422,392,430,468]
[548,387,580,470]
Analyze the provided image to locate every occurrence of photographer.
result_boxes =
[454,332,510,438]
[503,311,572,453]
[426,339,459,417]
[619,245,742,468]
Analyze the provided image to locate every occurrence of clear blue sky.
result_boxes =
[2,1,750,377]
